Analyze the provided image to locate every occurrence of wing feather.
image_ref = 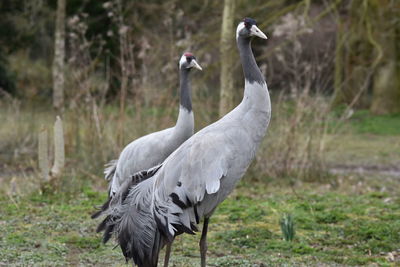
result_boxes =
[153,129,236,238]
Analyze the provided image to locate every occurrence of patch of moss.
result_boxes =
[6,233,29,245]
[344,220,400,253]
[315,210,349,224]
[263,240,315,255]
[215,226,273,249]
[57,235,100,249]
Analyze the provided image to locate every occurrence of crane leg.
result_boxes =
[200,217,209,267]
[163,242,172,267]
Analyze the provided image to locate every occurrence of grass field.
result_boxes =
[1,177,399,266]
[1,106,400,266]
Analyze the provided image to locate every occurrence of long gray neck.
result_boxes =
[237,37,265,84]
[179,68,192,112]
[174,68,194,141]
[236,35,271,119]
[236,36,271,145]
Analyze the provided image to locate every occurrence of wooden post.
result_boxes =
[219,0,236,117]
[52,0,66,113]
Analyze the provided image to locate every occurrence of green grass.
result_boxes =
[322,109,400,167]
[348,110,400,135]
[1,176,399,266]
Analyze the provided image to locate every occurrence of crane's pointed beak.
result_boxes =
[191,59,203,71]
[250,25,268,40]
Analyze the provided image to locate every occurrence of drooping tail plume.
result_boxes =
[96,165,164,267]
[91,163,162,219]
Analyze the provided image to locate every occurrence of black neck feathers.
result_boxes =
[179,68,192,112]
[237,37,265,84]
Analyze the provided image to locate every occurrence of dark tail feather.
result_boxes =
[131,164,162,185]
[118,214,164,267]
[103,223,115,244]
[91,197,111,219]
[91,159,116,219]
[95,214,115,244]
[96,215,110,233]
[92,164,162,220]
[117,178,164,267]
[95,165,165,267]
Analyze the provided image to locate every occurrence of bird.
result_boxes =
[104,52,202,199]
[92,52,202,265]
[97,17,270,267]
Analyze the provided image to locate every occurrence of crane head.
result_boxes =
[236,17,268,40]
[179,52,202,71]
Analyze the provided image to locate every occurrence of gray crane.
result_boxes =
[105,52,202,198]
[97,18,270,267]
[92,52,202,265]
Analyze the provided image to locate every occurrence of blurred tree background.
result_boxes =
[1,0,399,185]
[0,0,398,114]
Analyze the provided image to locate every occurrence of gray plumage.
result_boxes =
[108,112,193,197]
[104,159,117,182]
[99,18,270,267]
[108,53,201,197]
[92,53,201,221]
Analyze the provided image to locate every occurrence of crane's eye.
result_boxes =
[244,21,252,30]
[243,18,256,30]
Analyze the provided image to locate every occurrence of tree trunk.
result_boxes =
[370,5,400,114]
[219,0,236,117]
[370,63,400,114]
[52,0,66,113]
[332,0,400,113]
[331,20,345,108]
[331,1,374,109]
